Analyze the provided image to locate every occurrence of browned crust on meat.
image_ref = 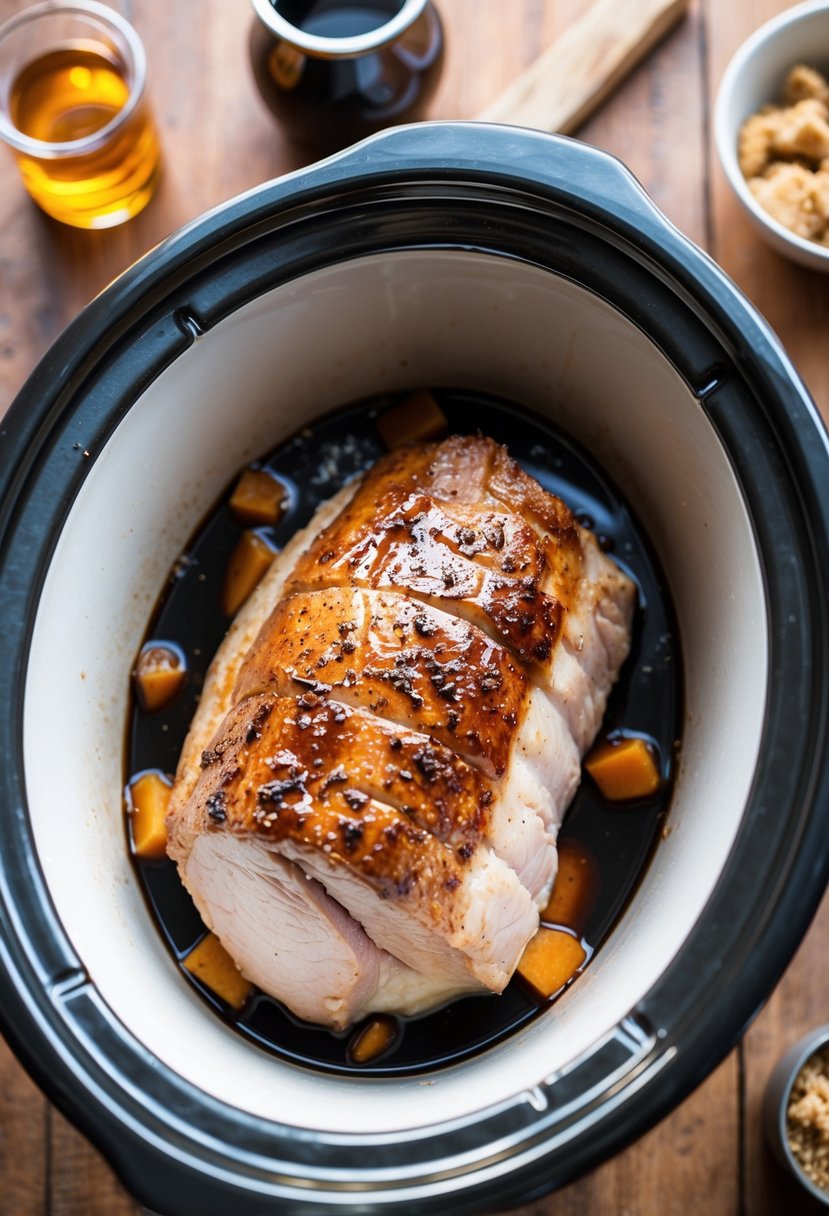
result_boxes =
[288,436,571,665]
[171,436,597,908]
[182,692,487,904]
[487,445,584,612]
[234,588,526,778]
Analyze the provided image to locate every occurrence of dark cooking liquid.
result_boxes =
[248,1,444,154]
[279,0,405,37]
[127,390,682,1077]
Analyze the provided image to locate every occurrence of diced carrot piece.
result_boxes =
[376,390,448,448]
[349,1017,397,1064]
[228,468,287,527]
[133,643,186,712]
[584,735,661,801]
[221,529,276,617]
[517,927,587,1000]
[128,770,171,859]
[183,933,253,1010]
[540,840,598,932]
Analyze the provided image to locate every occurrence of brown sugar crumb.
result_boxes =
[739,109,780,179]
[787,1044,829,1192]
[784,64,829,107]
[749,163,829,240]
[738,64,829,245]
[771,99,829,162]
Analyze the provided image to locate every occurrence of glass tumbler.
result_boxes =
[0,0,160,228]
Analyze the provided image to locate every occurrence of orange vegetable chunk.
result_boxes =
[222,529,276,617]
[183,932,253,1010]
[133,643,186,712]
[540,840,598,932]
[128,770,171,859]
[349,1016,397,1064]
[229,468,287,527]
[584,734,661,801]
[517,927,587,1000]
[376,390,448,448]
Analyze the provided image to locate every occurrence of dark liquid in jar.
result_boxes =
[249,0,444,153]
[127,390,682,1076]
[279,0,405,36]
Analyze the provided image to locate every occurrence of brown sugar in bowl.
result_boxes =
[764,1025,829,1206]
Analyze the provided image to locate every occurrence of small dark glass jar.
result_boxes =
[249,0,444,155]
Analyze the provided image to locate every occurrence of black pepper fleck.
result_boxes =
[206,790,227,823]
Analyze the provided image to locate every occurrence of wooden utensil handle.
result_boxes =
[476,0,690,133]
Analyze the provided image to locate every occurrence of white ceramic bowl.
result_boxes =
[714,0,829,272]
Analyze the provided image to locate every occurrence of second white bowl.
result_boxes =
[714,0,829,272]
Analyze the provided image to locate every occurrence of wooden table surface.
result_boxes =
[1,1,828,1213]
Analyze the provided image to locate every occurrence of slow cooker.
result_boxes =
[1,123,828,1215]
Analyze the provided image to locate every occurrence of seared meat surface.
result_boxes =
[167,434,635,1029]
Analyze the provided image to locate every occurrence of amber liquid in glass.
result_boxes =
[10,44,160,228]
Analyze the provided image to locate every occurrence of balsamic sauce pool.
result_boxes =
[126,390,682,1077]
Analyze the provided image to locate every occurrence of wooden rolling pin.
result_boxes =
[477,0,690,133]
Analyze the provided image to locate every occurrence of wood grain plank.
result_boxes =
[430,1,551,120]
[49,1105,139,1216]
[0,1037,47,1216]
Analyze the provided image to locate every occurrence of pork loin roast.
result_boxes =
[167,435,635,1029]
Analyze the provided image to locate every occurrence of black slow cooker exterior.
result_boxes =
[1,123,828,1214]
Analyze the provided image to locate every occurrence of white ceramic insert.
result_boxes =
[22,248,767,1135]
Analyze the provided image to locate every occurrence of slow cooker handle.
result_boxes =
[285,120,683,250]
